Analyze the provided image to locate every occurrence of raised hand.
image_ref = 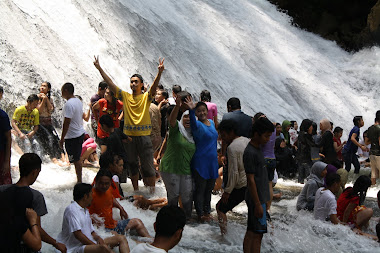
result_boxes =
[158,58,165,73]
[184,96,195,110]
[93,55,101,70]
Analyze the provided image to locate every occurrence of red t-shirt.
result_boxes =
[88,188,117,229]
[333,137,343,161]
[97,98,123,139]
[336,187,359,223]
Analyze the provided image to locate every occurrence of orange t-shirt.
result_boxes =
[88,188,117,229]
[96,98,123,139]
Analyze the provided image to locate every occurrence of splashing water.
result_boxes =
[2,0,380,252]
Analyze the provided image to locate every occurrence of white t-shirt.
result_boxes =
[313,188,337,221]
[63,97,85,139]
[56,201,96,252]
[130,243,167,253]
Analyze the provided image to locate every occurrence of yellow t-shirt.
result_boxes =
[116,87,152,136]
[12,106,40,132]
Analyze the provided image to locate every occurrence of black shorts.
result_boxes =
[247,202,267,234]
[216,187,246,214]
[265,158,276,181]
[65,134,85,163]
[98,137,108,146]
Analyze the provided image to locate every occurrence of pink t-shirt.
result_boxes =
[206,102,217,121]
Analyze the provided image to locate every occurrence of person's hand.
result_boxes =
[120,208,129,220]
[159,99,168,106]
[361,145,369,152]
[59,139,65,149]
[174,96,182,107]
[54,241,67,253]
[39,93,46,99]
[254,204,264,218]
[25,208,38,225]
[19,133,27,140]
[26,132,35,139]
[158,58,165,73]
[221,192,230,204]
[343,141,347,145]
[184,96,195,110]
[96,237,105,245]
[93,55,101,70]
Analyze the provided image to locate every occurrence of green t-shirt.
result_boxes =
[160,121,196,175]
[368,124,380,156]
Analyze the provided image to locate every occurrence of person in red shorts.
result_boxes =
[337,175,373,230]
[89,169,150,237]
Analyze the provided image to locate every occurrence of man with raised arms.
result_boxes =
[93,56,164,191]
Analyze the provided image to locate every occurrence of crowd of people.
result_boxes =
[1,57,380,252]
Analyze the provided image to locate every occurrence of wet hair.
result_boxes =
[98,81,108,90]
[99,114,114,128]
[227,97,241,110]
[155,206,186,237]
[253,112,265,124]
[333,126,343,134]
[252,117,275,137]
[299,119,313,132]
[349,175,371,205]
[275,123,281,127]
[131,74,144,83]
[95,168,113,181]
[158,89,169,99]
[157,84,164,90]
[62,82,74,94]
[73,183,93,201]
[218,120,238,135]
[353,116,363,126]
[42,82,52,99]
[27,94,39,103]
[75,95,82,101]
[166,105,175,117]
[200,90,211,102]
[330,121,333,129]
[105,88,118,116]
[177,91,191,102]
[376,110,380,122]
[19,153,42,178]
[172,85,182,94]
[325,173,341,187]
[99,151,114,170]
[195,101,208,111]
[363,130,368,138]
[311,122,318,135]
[0,86,3,93]
[290,121,296,128]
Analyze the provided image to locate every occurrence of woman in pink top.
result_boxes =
[200,90,218,128]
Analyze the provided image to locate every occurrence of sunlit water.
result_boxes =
[2,0,380,252]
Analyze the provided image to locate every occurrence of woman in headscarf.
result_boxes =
[296,161,327,211]
[160,95,196,218]
[319,119,338,165]
[296,119,315,183]
[282,120,291,146]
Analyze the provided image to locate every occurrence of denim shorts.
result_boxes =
[105,219,130,235]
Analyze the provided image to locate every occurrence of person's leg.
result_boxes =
[267,181,273,211]
[352,152,361,174]
[104,234,130,253]
[356,208,373,229]
[344,151,352,172]
[84,244,112,253]
[74,160,83,183]
[297,163,305,184]
[370,155,377,185]
[203,178,216,216]
[123,138,139,188]
[179,174,193,218]
[244,231,263,253]
[193,170,207,219]
[161,172,180,207]
[125,218,151,237]
[137,136,156,190]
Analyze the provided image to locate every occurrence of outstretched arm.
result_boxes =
[148,58,165,97]
[169,97,181,128]
[184,96,198,131]
[93,56,118,94]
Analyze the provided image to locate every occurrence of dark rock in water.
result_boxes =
[268,0,380,51]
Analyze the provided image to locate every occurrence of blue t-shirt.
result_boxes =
[0,109,11,151]
[344,126,360,153]
[222,110,252,138]
[189,110,219,179]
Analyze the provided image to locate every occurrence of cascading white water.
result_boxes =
[1,0,380,252]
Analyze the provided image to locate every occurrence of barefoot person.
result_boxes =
[56,183,130,253]
[243,117,274,253]
[93,56,164,191]
[60,83,86,183]
[216,119,249,235]
[185,96,218,221]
